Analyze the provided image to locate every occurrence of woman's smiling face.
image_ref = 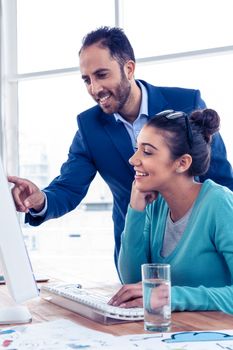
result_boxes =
[129,125,179,192]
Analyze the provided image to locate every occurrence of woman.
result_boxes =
[109,109,233,313]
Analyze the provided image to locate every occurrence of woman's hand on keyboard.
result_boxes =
[108,282,143,308]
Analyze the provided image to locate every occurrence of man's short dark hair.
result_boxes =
[79,26,135,66]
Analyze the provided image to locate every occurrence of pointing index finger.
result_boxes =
[8,176,26,185]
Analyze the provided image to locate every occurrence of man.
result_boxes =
[9,26,233,269]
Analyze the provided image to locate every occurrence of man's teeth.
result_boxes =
[136,171,147,176]
[100,95,110,102]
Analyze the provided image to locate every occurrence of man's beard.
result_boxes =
[98,70,131,115]
[114,71,131,112]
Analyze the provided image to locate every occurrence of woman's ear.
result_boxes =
[175,154,192,173]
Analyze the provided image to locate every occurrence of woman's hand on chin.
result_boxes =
[130,181,158,211]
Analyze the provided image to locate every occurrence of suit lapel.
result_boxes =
[139,80,170,118]
[100,81,170,173]
[103,116,135,174]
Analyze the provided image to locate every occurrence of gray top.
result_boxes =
[161,205,193,257]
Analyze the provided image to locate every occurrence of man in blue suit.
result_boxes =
[9,27,233,269]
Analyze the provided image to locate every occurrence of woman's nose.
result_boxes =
[129,152,141,166]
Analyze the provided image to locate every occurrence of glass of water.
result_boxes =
[141,263,171,332]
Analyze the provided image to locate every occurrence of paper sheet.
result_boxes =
[120,330,233,349]
[1,319,233,350]
[0,319,119,350]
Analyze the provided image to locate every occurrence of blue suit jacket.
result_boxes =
[26,80,233,265]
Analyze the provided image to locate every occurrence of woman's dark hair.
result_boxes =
[79,26,135,67]
[147,109,220,176]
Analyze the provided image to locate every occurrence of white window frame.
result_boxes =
[1,0,233,174]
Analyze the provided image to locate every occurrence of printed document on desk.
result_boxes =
[120,330,233,349]
[0,319,122,350]
[1,319,233,349]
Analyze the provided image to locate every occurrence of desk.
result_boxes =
[1,282,233,335]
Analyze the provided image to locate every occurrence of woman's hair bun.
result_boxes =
[190,108,220,142]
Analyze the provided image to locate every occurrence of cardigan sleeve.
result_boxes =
[118,206,151,283]
[172,189,233,314]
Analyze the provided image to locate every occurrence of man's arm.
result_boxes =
[25,129,97,226]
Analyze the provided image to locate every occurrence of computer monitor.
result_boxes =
[0,159,39,324]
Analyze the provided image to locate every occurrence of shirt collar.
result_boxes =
[114,80,148,123]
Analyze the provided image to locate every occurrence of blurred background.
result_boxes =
[1,0,233,284]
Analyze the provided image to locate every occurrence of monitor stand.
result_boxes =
[0,305,32,324]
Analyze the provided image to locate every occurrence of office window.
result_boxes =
[122,0,233,58]
[17,0,115,73]
[1,0,233,283]
[136,53,233,164]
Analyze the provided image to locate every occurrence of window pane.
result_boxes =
[17,0,115,73]
[23,207,117,283]
[18,74,112,204]
[136,53,233,164]
[18,75,88,185]
[18,75,117,283]
[123,0,233,58]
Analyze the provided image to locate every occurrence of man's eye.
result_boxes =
[97,73,107,79]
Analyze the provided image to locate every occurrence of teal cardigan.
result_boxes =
[118,180,233,313]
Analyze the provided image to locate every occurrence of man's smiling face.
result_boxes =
[79,44,131,115]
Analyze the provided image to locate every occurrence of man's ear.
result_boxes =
[175,154,192,173]
[124,60,135,80]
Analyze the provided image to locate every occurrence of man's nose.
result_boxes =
[89,79,102,95]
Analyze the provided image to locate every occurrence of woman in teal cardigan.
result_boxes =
[109,108,233,314]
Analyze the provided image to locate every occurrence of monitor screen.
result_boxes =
[0,159,39,324]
